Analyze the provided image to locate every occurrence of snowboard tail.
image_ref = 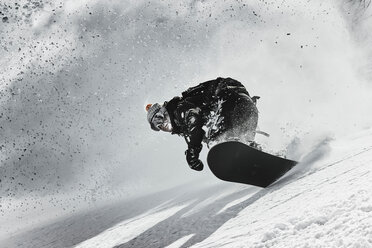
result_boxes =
[207,141,297,187]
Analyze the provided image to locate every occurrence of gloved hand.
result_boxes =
[185,146,204,171]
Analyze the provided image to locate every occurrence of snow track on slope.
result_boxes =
[74,203,189,248]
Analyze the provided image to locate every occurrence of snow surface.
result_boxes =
[192,130,372,248]
[75,203,188,248]
[3,129,372,247]
[164,234,195,248]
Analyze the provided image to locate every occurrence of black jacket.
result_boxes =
[164,77,253,153]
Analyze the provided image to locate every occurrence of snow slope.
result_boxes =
[3,128,371,247]
[192,130,372,248]
[85,129,372,248]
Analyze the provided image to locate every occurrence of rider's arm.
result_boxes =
[177,99,205,170]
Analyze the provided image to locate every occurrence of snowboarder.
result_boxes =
[146,77,259,171]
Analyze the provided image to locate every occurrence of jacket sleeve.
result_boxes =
[183,106,205,151]
[175,96,205,151]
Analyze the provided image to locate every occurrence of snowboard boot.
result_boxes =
[248,141,262,151]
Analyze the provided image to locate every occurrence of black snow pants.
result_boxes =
[213,92,258,143]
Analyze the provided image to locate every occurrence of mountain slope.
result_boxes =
[192,130,372,248]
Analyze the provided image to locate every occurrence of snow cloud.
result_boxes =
[1,0,372,234]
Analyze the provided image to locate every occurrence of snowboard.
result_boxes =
[207,141,297,187]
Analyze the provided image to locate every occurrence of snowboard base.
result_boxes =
[207,141,297,187]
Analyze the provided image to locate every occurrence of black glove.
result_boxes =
[185,146,204,171]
